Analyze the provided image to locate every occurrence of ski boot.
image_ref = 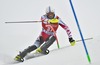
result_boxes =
[14,52,24,62]
[69,37,76,46]
[14,52,26,62]
[14,55,24,62]
[44,49,49,54]
[14,45,37,62]
[36,48,49,55]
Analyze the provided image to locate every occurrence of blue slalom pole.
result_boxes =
[69,0,91,63]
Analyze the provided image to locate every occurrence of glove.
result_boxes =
[69,37,76,46]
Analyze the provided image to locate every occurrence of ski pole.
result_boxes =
[76,37,93,42]
[69,0,91,63]
[5,21,41,23]
[46,25,60,49]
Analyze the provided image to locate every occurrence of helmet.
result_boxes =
[46,6,55,19]
[46,6,55,14]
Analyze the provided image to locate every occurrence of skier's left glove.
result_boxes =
[69,37,76,46]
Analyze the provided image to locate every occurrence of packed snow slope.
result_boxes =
[0,0,100,65]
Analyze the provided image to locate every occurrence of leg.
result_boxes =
[15,36,44,61]
[40,36,56,53]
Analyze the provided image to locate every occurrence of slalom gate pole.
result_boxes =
[46,25,60,49]
[69,0,91,63]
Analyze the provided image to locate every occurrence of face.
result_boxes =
[47,12,55,19]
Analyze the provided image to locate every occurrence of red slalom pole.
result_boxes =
[46,25,60,49]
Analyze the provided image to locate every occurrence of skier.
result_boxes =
[14,6,75,62]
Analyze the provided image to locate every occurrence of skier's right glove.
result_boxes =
[69,37,76,46]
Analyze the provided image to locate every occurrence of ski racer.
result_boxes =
[14,6,76,62]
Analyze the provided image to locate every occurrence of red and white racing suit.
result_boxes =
[34,15,72,47]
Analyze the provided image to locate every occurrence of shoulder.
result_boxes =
[54,15,65,24]
[41,14,47,18]
[41,14,48,21]
[54,15,62,22]
[55,16,59,19]
[55,15,62,21]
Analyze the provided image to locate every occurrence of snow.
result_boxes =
[0,0,100,65]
